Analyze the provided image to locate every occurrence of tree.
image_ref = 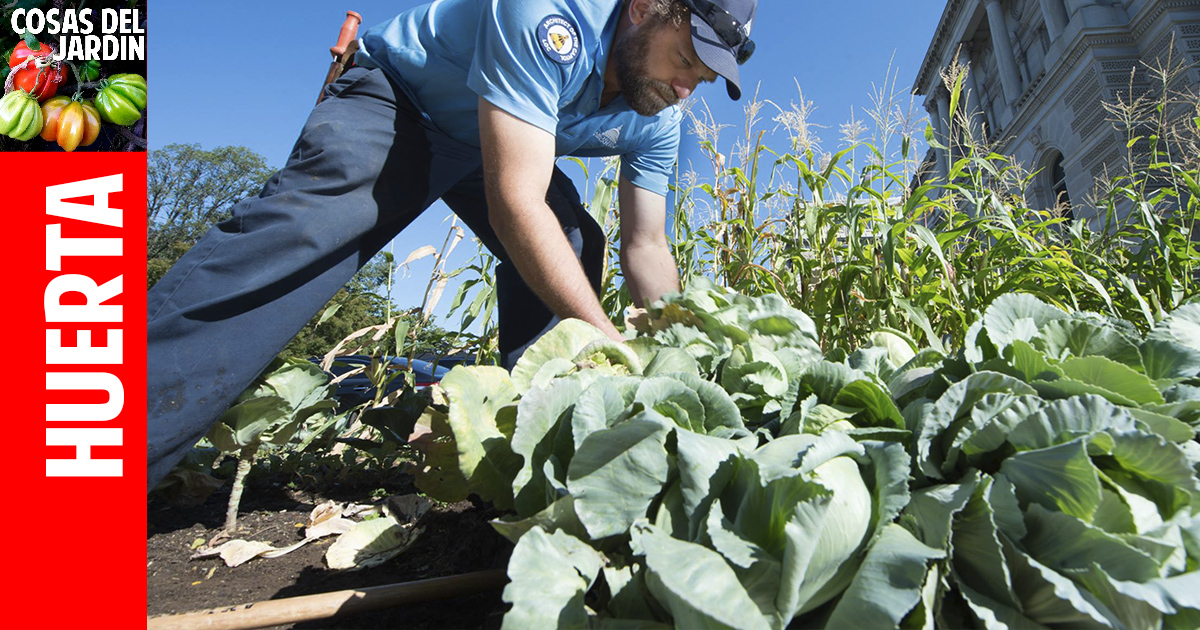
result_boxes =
[0,0,149,153]
[147,143,275,287]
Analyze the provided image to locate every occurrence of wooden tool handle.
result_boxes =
[147,569,507,630]
[330,11,362,58]
[317,10,364,104]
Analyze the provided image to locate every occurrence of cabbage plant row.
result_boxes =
[413,278,1200,629]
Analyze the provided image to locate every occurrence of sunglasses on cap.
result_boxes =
[681,0,755,64]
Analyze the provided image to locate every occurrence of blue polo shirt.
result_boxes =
[357,0,682,196]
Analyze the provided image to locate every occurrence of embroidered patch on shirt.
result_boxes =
[594,125,623,148]
[537,15,580,65]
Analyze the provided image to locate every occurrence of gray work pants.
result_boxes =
[146,68,604,490]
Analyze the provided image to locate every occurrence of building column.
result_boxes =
[983,0,1024,104]
[957,44,985,144]
[975,78,996,137]
[1037,0,1069,41]
[936,91,952,178]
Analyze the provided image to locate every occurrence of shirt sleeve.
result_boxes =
[620,108,682,196]
[466,0,571,135]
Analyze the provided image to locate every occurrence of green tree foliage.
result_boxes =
[0,0,148,152]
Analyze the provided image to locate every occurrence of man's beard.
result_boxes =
[614,22,678,116]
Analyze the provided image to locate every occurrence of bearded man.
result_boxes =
[145,0,758,489]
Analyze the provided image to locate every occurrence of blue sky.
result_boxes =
[150,1,946,327]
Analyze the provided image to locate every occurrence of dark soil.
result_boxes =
[147,470,512,629]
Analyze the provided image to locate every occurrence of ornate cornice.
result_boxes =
[915,1,1200,150]
[1014,28,1137,125]
[915,0,967,95]
[914,0,1194,97]
[1131,0,1200,41]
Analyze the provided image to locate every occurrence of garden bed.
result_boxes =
[147,472,511,629]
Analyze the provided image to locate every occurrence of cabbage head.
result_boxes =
[635,431,909,628]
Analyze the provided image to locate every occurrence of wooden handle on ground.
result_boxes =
[147,569,507,630]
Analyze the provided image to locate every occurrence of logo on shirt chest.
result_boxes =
[537,15,579,65]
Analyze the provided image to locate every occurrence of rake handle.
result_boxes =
[147,568,507,630]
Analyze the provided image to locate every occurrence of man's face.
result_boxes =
[614,15,719,116]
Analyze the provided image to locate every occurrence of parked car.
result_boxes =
[418,353,478,371]
[308,355,449,408]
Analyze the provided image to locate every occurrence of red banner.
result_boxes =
[10,152,146,627]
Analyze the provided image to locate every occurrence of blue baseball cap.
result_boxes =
[683,0,757,100]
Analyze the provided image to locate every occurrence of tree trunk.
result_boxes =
[224,444,258,533]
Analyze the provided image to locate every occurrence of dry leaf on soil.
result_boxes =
[305,500,357,539]
[191,538,311,567]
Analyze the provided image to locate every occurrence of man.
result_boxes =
[146,0,757,489]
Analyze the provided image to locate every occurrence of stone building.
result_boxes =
[913,0,1200,216]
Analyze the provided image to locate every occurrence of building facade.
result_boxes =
[913,0,1200,215]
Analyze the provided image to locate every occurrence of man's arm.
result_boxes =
[618,177,681,307]
[479,98,624,342]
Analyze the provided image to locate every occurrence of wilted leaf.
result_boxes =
[309,500,343,527]
[193,539,311,568]
[400,245,437,271]
[325,518,422,570]
[438,366,522,510]
[304,500,357,539]
[306,517,356,540]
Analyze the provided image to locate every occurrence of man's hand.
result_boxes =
[478,98,624,343]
